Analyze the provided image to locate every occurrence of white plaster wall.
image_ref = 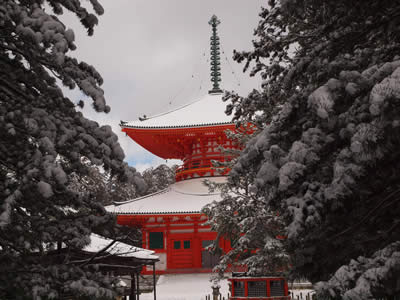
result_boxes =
[170,228,194,233]
[155,253,167,271]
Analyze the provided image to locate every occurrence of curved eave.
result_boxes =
[113,188,170,206]
[121,93,232,128]
[112,211,202,215]
[121,123,236,159]
[120,121,234,130]
[106,177,227,216]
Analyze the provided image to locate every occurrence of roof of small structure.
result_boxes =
[106,176,226,215]
[121,93,233,129]
[84,234,158,260]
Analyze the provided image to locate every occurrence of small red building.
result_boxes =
[107,15,244,275]
[228,275,290,300]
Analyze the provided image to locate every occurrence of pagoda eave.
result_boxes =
[121,123,235,160]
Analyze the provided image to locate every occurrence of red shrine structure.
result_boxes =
[107,15,239,274]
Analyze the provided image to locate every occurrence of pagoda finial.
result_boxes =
[208,15,223,95]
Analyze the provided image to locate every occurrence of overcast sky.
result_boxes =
[64,0,265,172]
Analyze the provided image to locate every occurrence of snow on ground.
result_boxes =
[139,274,229,300]
[137,274,314,300]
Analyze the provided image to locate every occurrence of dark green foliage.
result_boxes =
[69,159,146,206]
[208,1,400,299]
[0,1,144,298]
[142,164,176,195]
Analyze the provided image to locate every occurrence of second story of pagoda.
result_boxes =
[120,15,237,182]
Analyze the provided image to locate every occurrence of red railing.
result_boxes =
[175,156,231,181]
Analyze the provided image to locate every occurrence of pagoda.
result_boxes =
[107,15,238,274]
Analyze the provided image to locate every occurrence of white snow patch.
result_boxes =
[84,234,158,260]
[124,93,232,128]
[37,181,54,198]
[140,274,230,300]
[369,66,400,116]
[139,274,312,300]
[106,177,227,214]
[308,85,334,119]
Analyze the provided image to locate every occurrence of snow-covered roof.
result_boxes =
[122,93,233,129]
[84,234,158,260]
[106,176,226,215]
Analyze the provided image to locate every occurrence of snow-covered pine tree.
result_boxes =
[142,164,177,194]
[69,158,147,206]
[0,1,145,298]
[204,120,289,278]
[207,1,400,298]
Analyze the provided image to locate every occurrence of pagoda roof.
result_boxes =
[121,93,233,129]
[105,176,226,215]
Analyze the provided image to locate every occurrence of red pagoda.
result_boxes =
[107,15,238,274]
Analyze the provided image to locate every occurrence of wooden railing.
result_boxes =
[175,156,231,181]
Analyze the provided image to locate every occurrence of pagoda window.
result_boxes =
[173,241,181,249]
[149,232,164,249]
[183,240,191,249]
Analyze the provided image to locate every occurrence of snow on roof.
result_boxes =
[105,176,227,215]
[122,93,233,128]
[84,234,158,260]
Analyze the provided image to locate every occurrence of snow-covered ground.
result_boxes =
[139,274,229,300]
[134,274,313,300]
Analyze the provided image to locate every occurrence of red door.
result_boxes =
[168,236,193,269]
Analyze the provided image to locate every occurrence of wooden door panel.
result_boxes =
[169,237,193,269]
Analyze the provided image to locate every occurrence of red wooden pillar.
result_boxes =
[166,217,171,269]
[244,281,248,297]
[266,280,271,297]
[284,280,288,296]
[142,230,147,249]
[193,218,202,268]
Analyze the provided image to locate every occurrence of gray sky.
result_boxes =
[64,0,265,172]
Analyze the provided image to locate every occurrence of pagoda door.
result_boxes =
[168,235,194,269]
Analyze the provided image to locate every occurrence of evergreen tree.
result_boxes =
[208,1,400,298]
[142,164,177,194]
[69,158,147,206]
[0,1,144,298]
